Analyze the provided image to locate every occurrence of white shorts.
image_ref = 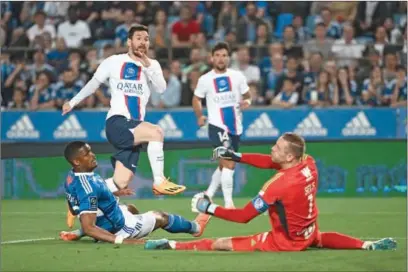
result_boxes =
[115,207,156,239]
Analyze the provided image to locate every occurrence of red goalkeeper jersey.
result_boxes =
[242,153,319,241]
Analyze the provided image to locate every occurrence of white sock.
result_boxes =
[362,241,372,250]
[168,240,176,249]
[105,177,118,193]
[206,167,221,198]
[221,168,235,208]
[147,141,165,186]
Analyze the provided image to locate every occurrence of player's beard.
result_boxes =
[214,63,227,73]
[131,45,147,56]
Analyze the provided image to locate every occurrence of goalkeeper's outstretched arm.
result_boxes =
[193,194,263,224]
[213,147,281,169]
[240,153,281,170]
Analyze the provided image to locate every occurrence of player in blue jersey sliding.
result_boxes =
[60,141,205,244]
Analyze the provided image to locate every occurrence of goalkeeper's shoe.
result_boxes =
[152,178,186,195]
[192,213,211,237]
[366,238,397,251]
[59,231,81,241]
[66,209,76,228]
[144,239,173,250]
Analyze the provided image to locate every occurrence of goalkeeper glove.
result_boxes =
[212,146,242,162]
[191,193,218,215]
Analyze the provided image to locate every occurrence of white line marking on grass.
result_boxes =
[1,237,56,244]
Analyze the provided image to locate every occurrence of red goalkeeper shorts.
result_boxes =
[231,229,319,252]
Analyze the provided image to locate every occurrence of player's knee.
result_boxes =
[153,125,164,141]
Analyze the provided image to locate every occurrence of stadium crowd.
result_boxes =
[0,1,407,111]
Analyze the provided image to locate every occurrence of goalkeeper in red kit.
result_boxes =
[145,133,397,252]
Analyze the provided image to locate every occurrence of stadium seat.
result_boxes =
[274,13,294,39]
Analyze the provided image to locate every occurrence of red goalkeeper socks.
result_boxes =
[175,239,215,251]
[319,232,364,249]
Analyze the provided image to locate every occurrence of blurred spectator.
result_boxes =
[171,60,182,81]
[293,15,310,43]
[354,2,390,37]
[215,2,237,39]
[57,7,91,48]
[383,52,398,83]
[315,7,342,39]
[54,68,83,108]
[28,71,55,110]
[356,47,381,84]
[171,6,200,48]
[181,48,209,83]
[43,1,70,24]
[282,25,303,59]
[196,1,220,38]
[304,23,334,60]
[303,70,338,107]
[246,82,264,106]
[258,43,283,78]
[373,26,389,57]
[28,49,56,83]
[7,87,29,109]
[331,23,364,67]
[148,9,170,48]
[274,56,304,97]
[390,65,407,107]
[181,69,201,106]
[361,66,384,106]
[265,53,285,101]
[337,66,359,105]
[233,46,261,85]
[303,52,323,89]
[67,50,86,85]
[26,10,56,45]
[272,78,299,108]
[114,9,135,51]
[255,23,271,46]
[236,2,266,44]
[151,66,181,108]
[46,37,69,72]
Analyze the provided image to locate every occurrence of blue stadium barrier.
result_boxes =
[1,107,405,143]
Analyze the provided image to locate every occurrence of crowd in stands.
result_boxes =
[1,1,407,111]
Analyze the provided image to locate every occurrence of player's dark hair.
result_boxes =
[211,42,231,56]
[64,141,87,164]
[282,132,306,159]
[128,24,149,39]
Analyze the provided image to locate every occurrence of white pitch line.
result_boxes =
[1,237,56,244]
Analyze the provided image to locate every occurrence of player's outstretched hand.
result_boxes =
[62,102,73,116]
[191,192,212,214]
[134,51,151,68]
[212,147,242,162]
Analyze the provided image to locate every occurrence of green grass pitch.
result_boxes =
[1,198,407,271]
